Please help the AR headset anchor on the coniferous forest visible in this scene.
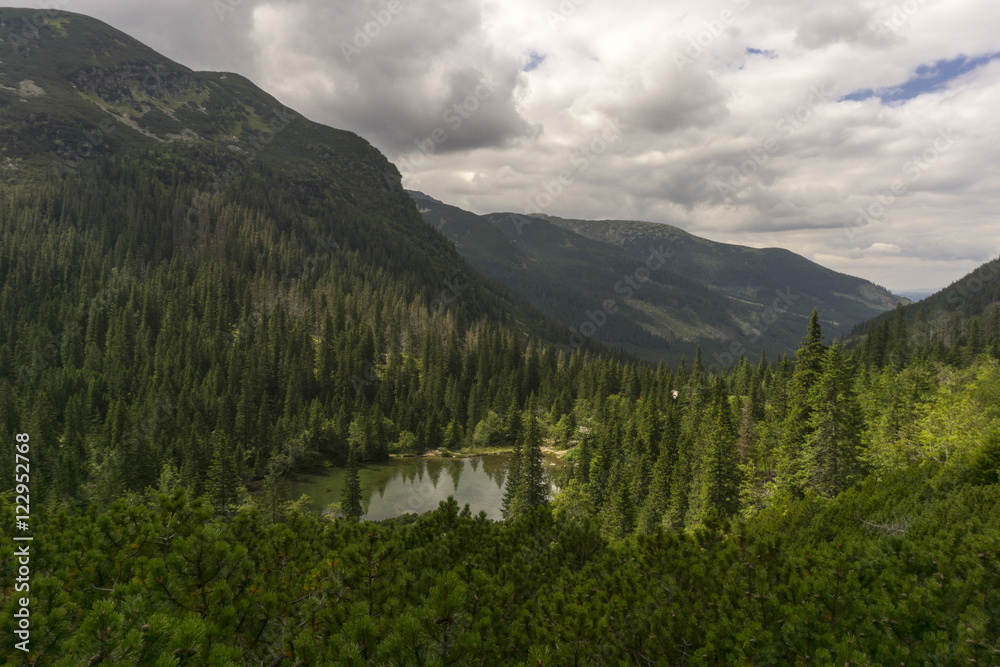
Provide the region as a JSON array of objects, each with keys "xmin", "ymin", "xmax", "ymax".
[
  {"xmin": 2, "ymin": 150, "xmax": 999, "ymax": 664},
  {"xmin": 2, "ymin": 8, "xmax": 1000, "ymax": 666}
]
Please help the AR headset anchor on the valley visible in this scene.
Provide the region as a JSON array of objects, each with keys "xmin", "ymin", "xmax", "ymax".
[{"xmin": 1, "ymin": 7, "xmax": 998, "ymax": 665}]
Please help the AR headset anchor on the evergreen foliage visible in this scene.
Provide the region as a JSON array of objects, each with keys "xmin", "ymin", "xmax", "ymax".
[
  {"xmin": 776, "ymin": 309, "xmax": 826, "ymax": 496},
  {"xmin": 342, "ymin": 442, "xmax": 363, "ymax": 521},
  {"xmin": 3, "ymin": 445, "xmax": 999, "ymax": 664},
  {"xmin": 1, "ymin": 11, "xmax": 1000, "ymax": 662},
  {"xmin": 517, "ymin": 394, "xmax": 547, "ymax": 511},
  {"xmin": 803, "ymin": 341, "xmax": 864, "ymax": 497}
]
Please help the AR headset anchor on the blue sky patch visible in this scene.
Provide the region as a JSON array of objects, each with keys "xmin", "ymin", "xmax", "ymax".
[
  {"xmin": 843, "ymin": 52, "xmax": 1000, "ymax": 104},
  {"xmin": 524, "ymin": 52, "xmax": 546, "ymax": 72},
  {"xmin": 746, "ymin": 47, "xmax": 777, "ymax": 58}
]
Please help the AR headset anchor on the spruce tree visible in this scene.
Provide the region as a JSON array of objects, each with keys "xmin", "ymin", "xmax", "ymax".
[
  {"xmin": 206, "ymin": 430, "xmax": 243, "ymax": 515},
  {"xmin": 442, "ymin": 418, "xmax": 462, "ymax": 451},
  {"xmin": 505, "ymin": 396, "xmax": 523, "ymax": 449},
  {"xmin": 600, "ymin": 467, "xmax": 635, "ymax": 539},
  {"xmin": 574, "ymin": 435, "xmax": 592, "ymax": 484},
  {"xmin": 259, "ymin": 458, "xmax": 285, "ymax": 524},
  {"xmin": 692, "ymin": 381, "xmax": 740, "ymax": 527},
  {"xmin": 342, "ymin": 442, "xmax": 364, "ymax": 521},
  {"xmin": 518, "ymin": 394, "xmax": 547, "ymax": 510},
  {"xmin": 631, "ymin": 447, "xmax": 652, "ymax": 509},
  {"xmin": 804, "ymin": 341, "xmax": 864, "ymax": 497},
  {"xmin": 501, "ymin": 430, "xmax": 523, "ymax": 520},
  {"xmin": 888, "ymin": 302, "xmax": 910, "ymax": 369},
  {"xmin": 637, "ymin": 448, "xmax": 672, "ymax": 533},
  {"xmin": 666, "ymin": 436, "xmax": 692, "ymax": 530},
  {"xmin": 776, "ymin": 309, "xmax": 826, "ymax": 496}
]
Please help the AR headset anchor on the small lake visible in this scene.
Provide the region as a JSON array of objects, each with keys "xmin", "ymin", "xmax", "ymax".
[{"xmin": 282, "ymin": 453, "xmax": 571, "ymax": 521}]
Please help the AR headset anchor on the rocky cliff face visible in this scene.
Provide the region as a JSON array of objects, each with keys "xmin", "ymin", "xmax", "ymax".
[{"xmin": 70, "ymin": 63, "xmax": 194, "ymax": 105}]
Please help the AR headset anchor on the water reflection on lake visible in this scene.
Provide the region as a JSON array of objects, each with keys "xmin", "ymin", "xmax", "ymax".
[{"xmin": 282, "ymin": 453, "xmax": 570, "ymax": 521}]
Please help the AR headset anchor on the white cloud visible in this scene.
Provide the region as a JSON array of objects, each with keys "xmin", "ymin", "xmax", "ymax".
[
  {"xmin": 23, "ymin": 0, "xmax": 1000, "ymax": 292},
  {"xmin": 866, "ymin": 243, "xmax": 902, "ymax": 255}
]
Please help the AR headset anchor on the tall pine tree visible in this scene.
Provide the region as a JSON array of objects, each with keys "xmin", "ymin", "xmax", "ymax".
[
  {"xmin": 501, "ymin": 427, "xmax": 523, "ymax": 520},
  {"xmin": 804, "ymin": 341, "xmax": 864, "ymax": 497},
  {"xmin": 342, "ymin": 442, "xmax": 363, "ymax": 521},
  {"xmin": 518, "ymin": 394, "xmax": 547, "ymax": 510},
  {"xmin": 206, "ymin": 430, "xmax": 243, "ymax": 515},
  {"xmin": 691, "ymin": 380, "xmax": 740, "ymax": 527},
  {"xmin": 776, "ymin": 309, "xmax": 826, "ymax": 497}
]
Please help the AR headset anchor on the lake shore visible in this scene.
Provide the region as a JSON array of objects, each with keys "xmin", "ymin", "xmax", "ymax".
[{"xmin": 393, "ymin": 442, "xmax": 575, "ymax": 461}]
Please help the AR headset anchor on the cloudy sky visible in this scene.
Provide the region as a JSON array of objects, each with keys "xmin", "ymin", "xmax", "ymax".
[{"xmin": 15, "ymin": 0, "xmax": 1000, "ymax": 292}]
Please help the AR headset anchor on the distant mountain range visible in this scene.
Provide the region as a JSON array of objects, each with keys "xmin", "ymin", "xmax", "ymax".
[
  {"xmin": 894, "ymin": 289, "xmax": 937, "ymax": 303},
  {"xmin": 411, "ymin": 191, "xmax": 903, "ymax": 365}
]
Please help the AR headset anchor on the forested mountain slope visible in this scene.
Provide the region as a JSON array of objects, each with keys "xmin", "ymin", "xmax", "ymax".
[
  {"xmin": 849, "ymin": 255, "xmax": 1000, "ymax": 365},
  {"xmin": 0, "ymin": 8, "xmax": 558, "ymax": 334},
  {"xmin": 541, "ymin": 214, "xmax": 902, "ymax": 327},
  {"xmin": 413, "ymin": 191, "xmax": 902, "ymax": 365},
  {"xmin": 0, "ymin": 8, "xmax": 592, "ymax": 500},
  {"xmin": 413, "ymin": 191, "xmax": 753, "ymax": 365}
]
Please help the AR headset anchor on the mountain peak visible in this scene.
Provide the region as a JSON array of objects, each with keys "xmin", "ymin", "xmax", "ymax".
[{"xmin": 406, "ymin": 190, "xmax": 445, "ymax": 207}]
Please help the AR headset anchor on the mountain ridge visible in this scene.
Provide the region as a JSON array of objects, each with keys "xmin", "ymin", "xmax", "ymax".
[
  {"xmin": 537, "ymin": 213, "xmax": 903, "ymax": 315},
  {"xmin": 410, "ymin": 190, "xmax": 903, "ymax": 364},
  {"xmin": 0, "ymin": 8, "xmax": 579, "ymax": 346},
  {"xmin": 848, "ymin": 255, "xmax": 1000, "ymax": 361}
]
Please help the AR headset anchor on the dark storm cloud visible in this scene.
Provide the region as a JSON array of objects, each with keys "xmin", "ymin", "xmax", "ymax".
[
  {"xmin": 247, "ymin": 0, "xmax": 538, "ymax": 154},
  {"xmin": 595, "ymin": 61, "xmax": 730, "ymax": 135}
]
